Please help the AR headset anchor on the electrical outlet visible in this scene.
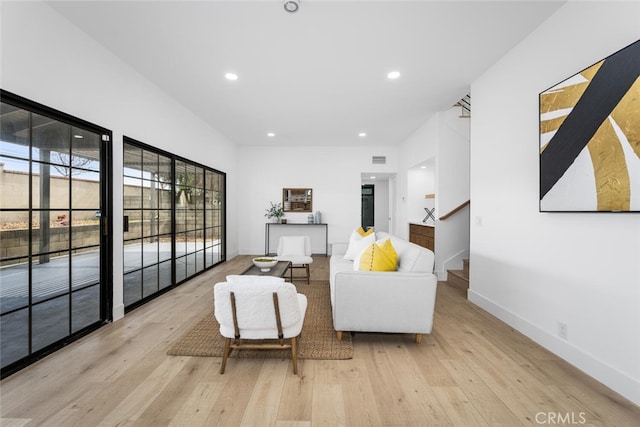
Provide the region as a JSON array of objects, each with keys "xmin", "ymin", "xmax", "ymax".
[{"xmin": 558, "ymin": 322, "xmax": 568, "ymax": 340}]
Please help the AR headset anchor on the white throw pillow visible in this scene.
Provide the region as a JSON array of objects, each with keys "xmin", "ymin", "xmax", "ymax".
[{"xmin": 343, "ymin": 230, "xmax": 376, "ymax": 261}]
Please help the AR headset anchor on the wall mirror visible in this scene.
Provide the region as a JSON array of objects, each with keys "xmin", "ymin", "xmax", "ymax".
[{"xmin": 283, "ymin": 188, "xmax": 312, "ymax": 212}]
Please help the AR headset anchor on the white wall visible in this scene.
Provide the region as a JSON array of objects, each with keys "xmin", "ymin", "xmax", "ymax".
[
  {"xmin": 469, "ymin": 1, "xmax": 640, "ymax": 406},
  {"xmin": 407, "ymin": 166, "xmax": 435, "ymax": 224},
  {"xmin": 1, "ymin": 1, "xmax": 238, "ymax": 320},
  {"xmin": 398, "ymin": 115, "xmax": 438, "ymax": 240},
  {"xmin": 436, "ymin": 108, "xmax": 470, "ymax": 216},
  {"xmin": 237, "ymin": 145, "xmax": 398, "ymax": 254},
  {"xmin": 399, "ymin": 107, "xmax": 470, "ymax": 278},
  {"xmin": 435, "ymin": 108, "xmax": 470, "ymax": 277}
]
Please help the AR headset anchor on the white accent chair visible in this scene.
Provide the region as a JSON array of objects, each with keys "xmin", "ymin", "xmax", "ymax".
[
  {"xmin": 276, "ymin": 235, "xmax": 314, "ymax": 283},
  {"xmin": 214, "ymin": 275, "xmax": 307, "ymax": 374}
]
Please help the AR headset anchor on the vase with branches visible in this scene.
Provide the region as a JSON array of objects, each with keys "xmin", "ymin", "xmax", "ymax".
[{"xmin": 264, "ymin": 202, "xmax": 284, "ymax": 223}]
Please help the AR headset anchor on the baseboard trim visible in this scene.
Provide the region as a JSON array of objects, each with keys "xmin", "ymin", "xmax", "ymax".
[{"xmin": 468, "ymin": 289, "xmax": 640, "ymax": 407}]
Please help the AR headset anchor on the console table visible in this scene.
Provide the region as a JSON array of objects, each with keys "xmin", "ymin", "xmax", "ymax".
[{"xmin": 265, "ymin": 223, "xmax": 328, "ymax": 256}]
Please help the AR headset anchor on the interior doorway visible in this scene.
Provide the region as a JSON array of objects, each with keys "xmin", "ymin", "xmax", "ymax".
[
  {"xmin": 361, "ymin": 184, "xmax": 374, "ymax": 230},
  {"xmin": 360, "ymin": 174, "xmax": 394, "ymax": 234}
]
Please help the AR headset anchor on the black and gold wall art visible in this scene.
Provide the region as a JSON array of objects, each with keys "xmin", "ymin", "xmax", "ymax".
[{"xmin": 539, "ymin": 39, "xmax": 640, "ymax": 212}]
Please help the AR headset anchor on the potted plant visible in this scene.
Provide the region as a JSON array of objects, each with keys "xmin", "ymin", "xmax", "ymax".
[{"xmin": 265, "ymin": 201, "xmax": 284, "ymax": 223}]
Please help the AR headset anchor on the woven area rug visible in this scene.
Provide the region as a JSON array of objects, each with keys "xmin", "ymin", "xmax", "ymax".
[{"xmin": 167, "ymin": 280, "xmax": 353, "ymax": 360}]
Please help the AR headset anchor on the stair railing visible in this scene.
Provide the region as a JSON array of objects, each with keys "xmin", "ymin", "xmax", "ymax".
[{"xmin": 439, "ymin": 200, "xmax": 470, "ymax": 221}]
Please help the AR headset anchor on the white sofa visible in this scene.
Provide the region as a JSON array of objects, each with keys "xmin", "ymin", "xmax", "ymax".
[{"xmin": 329, "ymin": 231, "xmax": 437, "ymax": 343}]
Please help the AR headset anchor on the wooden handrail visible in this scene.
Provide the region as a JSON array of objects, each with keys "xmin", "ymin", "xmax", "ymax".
[{"xmin": 439, "ymin": 200, "xmax": 470, "ymax": 221}]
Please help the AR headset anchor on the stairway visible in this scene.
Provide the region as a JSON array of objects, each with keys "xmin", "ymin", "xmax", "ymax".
[
  {"xmin": 455, "ymin": 94, "xmax": 471, "ymax": 118},
  {"xmin": 446, "ymin": 258, "xmax": 469, "ymax": 293}
]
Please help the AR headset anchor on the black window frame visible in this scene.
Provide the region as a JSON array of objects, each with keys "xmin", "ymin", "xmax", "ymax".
[
  {"xmin": 0, "ymin": 89, "xmax": 113, "ymax": 379},
  {"xmin": 122, "ymin": 137, "xmax": 226, "ymax": 313}
]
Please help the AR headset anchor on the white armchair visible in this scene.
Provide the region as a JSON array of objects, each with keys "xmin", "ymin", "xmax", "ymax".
[
  {"xmin": 214, "ymin": 275, "xmax": 307, "ymax": 374},
  {"xmin": 276, "ymin": 235, "xmax": 314, "ymax": 283}
]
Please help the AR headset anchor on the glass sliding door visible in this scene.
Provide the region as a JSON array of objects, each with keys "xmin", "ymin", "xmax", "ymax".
[
  {"xmin": 0, "ymin": 91, "xmax": 111, "ymax": 377},
  {"xmin": 205, "ymin": 169, "xmax": 224, "ymax": 267},
  {"xmin": 123, "ymin": 138, "xmax": 225, "ymax": 311},
  {"xmin": 156, "ymin": 154, "xmax": 173, "ymax": 291},
  {"xmin": 175, "ymin": 160, "xmax": 205, "ymax": 282},
  {"xmin": 123, "ymin": 141, "xmax": 173, "ymax": 306}
]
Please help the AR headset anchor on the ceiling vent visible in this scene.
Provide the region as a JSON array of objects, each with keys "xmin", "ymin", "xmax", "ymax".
[{"xmin": 372, "ymin": 156, "xmax": 386, "ymax": 165}]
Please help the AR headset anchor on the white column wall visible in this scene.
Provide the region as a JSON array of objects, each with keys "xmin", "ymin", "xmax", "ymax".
[
  {"xmin": 436, "ymin": 107, "xmax": 470, "ymax": 217},
  {"xmin": 435, "ymin": 107, "xmax": 470, "ymax": 277},
  {"xmin": 469, "ymin": 1, "xmax": 640, "ymax": 405},
  {"xmin": 407, "ymin": 168, "xmax": 432, "ymax": 224},
  {"xmin": 1, "ymin": 1, "xmax": 238, "ymax": 320},
  {"xmin": 399, "ymin": 107, "xmax": 470, "ymax": 278},
  {"xmin": 397, "ymin": 114, "xmax": 438, "ymax": 241}
]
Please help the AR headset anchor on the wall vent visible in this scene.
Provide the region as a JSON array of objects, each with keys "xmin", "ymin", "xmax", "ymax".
[{"xmin": 372, "ymin": 156, "xmax": 386, "ymax": 164}]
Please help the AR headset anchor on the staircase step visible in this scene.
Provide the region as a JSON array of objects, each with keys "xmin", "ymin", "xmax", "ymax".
[{"xmin": 447, "ymin": 269, "xmax": 469, "ymax": 292}]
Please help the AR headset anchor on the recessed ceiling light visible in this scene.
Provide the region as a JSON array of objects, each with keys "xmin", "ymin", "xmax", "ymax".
[
  {"xmin": 420, "ymin": 165, "xmax": 426, "ymax": 169},
  {"xmin": 358, "ymin": 132, "xmax": 367, "ymax": 137},
  {"xmin": 73, "ymin": 134, "xmax": 84, "ymax": 139},
  {"xmin": 283, "ymin": 0, "xmax": 299, "ymax": 13},
  {"xmin": 267, "ymin": 132, "xmax": 275, "ymax": 137},
  {"xmin": 225, "ymin": 72, "xmax": 238, "ymax": 81},
  {"xmin": 387, "ymin": 71, "xmax": 401, "ymax": 80},
  {"xmin": 370, "ymin": 176, "xmax": 376, "ymax": 180}
]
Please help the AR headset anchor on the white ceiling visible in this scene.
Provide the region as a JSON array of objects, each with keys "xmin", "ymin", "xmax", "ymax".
[{"xmin": 47, "ymin": 0, "xmax": 565, "ymax": 147}]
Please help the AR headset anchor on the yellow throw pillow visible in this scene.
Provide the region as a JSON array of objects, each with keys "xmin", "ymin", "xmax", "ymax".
[
  {"xmin": 357, "ymin": 226, "xmax": 374, "ymax": 237},
  {"xmin": 359, "ymin": 239, "xmax": 398, "ymax": 272}
]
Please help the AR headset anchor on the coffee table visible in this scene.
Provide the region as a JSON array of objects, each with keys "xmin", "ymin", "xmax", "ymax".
[{"xmin": 241, "ymin": 260, "xmax": 291, "ymax": 278}]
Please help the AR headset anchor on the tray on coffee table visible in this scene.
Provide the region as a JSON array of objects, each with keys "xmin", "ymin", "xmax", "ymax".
[{"xmin": 241, "ymin": 260, "xmax": 291, "ymax": 278}]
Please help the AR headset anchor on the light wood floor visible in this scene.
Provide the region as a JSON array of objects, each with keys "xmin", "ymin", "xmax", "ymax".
[{"xmin": 1, "ymin": 256, "xmax": 638, "ymax": 426}]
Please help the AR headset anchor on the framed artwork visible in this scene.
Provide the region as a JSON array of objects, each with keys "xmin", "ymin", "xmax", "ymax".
[{"xmin": 539, "ymin": 39, "xmax": 640, "ymax": 212}]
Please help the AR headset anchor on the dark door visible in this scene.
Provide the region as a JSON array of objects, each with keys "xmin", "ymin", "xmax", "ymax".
[{"xmin": 361, "ymin": 184, "xmax": 374, "ymax": 230}]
